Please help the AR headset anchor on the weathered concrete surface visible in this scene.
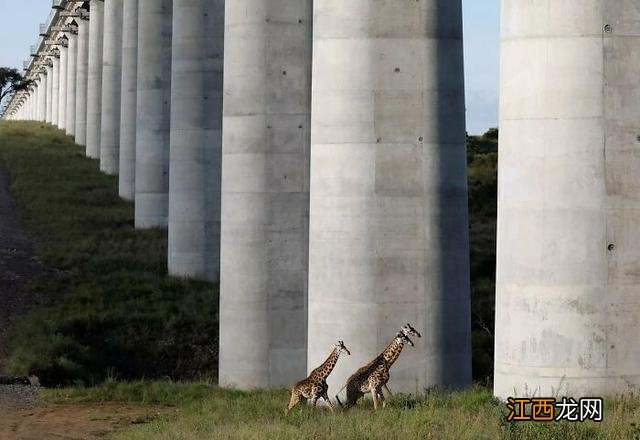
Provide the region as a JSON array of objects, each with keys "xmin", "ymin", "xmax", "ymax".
[
  {"xmin": 168, "ymin": 0, "xmax": 223, "ymax": 282},
  {"xmin": 45, "ymin": 64, "xmax": 53, "ymax": 123},
  {"xmin": 65, "ymin": 31, "xmax": 78, "ymax": 136},
  {"xmin": 36, "ymin": 76, "xmax": 46, "ymax": 122},
  {"xmin": 58, "ymin": 44, "xmax": 67, "ymax": 131},
  {"xmin": 495, "ymin": 0, "xmax": 640, "ymax": 399},
  {"xmin": 75, "ymin": 14, "xmax": 90, "ymax": 146},
  {"xmin": 308, "ymin": 0, "xmax": 472, "ymax": 394},
  {"xmin": 119, "ymin": 0, "xmax": 139, "ymax": 200},
  {"xmin": 100, "ymin": 0, "xmax": 124, "ymax": 175},
  {"xmin": 135, "ymin": 0, "xmax": 172, "ymax": 228},
  {"xmin": 51, "ymin": 57, "xmax": 60, "ymax": 126},
  {"xmin": 219, "ymin": 0, "xmax": 311, "ymax": 388},
  {"xmin": 86, "ymin": 0, "xmax": 105, "ymax": 158}
]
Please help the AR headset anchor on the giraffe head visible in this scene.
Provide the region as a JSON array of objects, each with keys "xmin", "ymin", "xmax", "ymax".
[
  {"xmin": 401, "ymin": 323, "xmax": 422, "ymax": 339},
  {"xmin": 334, "ymin": 340, "xmax": 351, "ymax": 356},
  {"xmin": 395, "ymin": 331, "xmax": 415, "ymax": 347}
]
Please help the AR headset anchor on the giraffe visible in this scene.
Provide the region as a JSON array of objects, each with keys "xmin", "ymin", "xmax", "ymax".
[
  {"xmin": 336, "ymin": 323, "xmax": 421, "ymax": 411},
  {"xmin": 286, "ymin": 340, "xmax": 351, "ymax": 414}
]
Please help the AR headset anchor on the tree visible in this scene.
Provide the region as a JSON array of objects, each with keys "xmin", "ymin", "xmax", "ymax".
[{"xmin": 0, "ymin": 67, "xmax": 33, "ymax": 103}]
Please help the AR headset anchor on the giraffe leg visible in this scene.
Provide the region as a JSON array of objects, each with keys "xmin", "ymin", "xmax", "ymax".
[
  {"xmin": 377, "ymin": 388, "xmax": 387, "ymax": 409},
  {"xmin": 323, "ymin": 393, "xmax": 336, "ymax": 413},
  {"xmin": 286, "ymin": 390, "xmax": 301, "ymax": 414},
  {"xmin": 370, "ymin": 384, "xmax": 379, "ymax": 411},
  {"xmin": 383, "ymin": 384, "xmax": 394, "ymax": 398}
]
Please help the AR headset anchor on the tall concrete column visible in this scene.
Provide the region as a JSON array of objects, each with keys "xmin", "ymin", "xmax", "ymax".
[
  {"xmin": 135, "ymin": 0, "xmax": 172, "ymax": 228},
  {"xmin": 58, "ymin": 41, "xmax": 68, "ymax": 130},
  {"xmin": 495, "ymin": 1, "xmax": 640, "ymax": 399},
  {"xmin": 65, "ymin": 29, "xmax": 78, "ymax": 136},
  {"xmin": 100, "ymin": 0, "xmax": 124, "ymax": 174},
  {"xmin": 86, "ymin": 0, "xmax": 105, "ymax": 158},
  {"xmin": 219, "ymin": 0, "xmax": 311, "ymax": 388},
  {"xmin": 308, "ymin": 1, "xmax": 471, "ymax": 394},
  {"xmin": 45, "ymin": 63, "xmax": 53, "ymax": 123},
  {"xmin": 168, "ymin": 0, "xmax": 223, "ymax": 282},
  {"xmin": 75, "ymin": 12, "xmax": 90, "ymax": 146},
  {"xmin": 33, "ymin": 80, "xmax": 39, "ymax": 121},
  {"xmin": 119, "ymin": 0, "xmax": 139, "ymax": 200},
  {"xmin": 51, "ymin": 55, "xmax": 59, "ymax": 125},
  {"xmin": 37, "ymin": 74, "xmax": 47, "ymax": 121}
]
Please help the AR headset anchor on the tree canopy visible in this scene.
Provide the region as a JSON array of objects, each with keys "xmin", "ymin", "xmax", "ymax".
[{"xmin": 0, "ymin": 67, "xmax": 33, "ymax": 103}]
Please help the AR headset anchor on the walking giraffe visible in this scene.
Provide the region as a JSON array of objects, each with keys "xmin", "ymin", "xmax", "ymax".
[
  {"xmin": 286, "ymin": 340, "xmax": 351, "ymax": 413},
  {"xmin": 337, "ymin": 323, "xmax": 422, "ymax": 410}
]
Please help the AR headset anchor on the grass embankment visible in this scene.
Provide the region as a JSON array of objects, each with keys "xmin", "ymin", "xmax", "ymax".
[
  {"xmin": 43, "ymin": 380, "xmax": 640, "ymax": 439},
  {"xmin": 0, "ymin": 121, "xmax": 217, "ymax": 385}
]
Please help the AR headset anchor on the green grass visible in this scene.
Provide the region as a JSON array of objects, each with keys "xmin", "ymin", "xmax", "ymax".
[
  {"xmin": 0, "ymin": 121, "xmax": 217, "ymax": 385},
  {"xmin": 42, "ymin": 380, "xmax": 640, "ymax": 439}
]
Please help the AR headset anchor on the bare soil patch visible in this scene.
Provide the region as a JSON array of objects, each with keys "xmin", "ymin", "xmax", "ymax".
[{"xmin": 0, "ymin": 403, "xmax": 167, "ymax": 440}]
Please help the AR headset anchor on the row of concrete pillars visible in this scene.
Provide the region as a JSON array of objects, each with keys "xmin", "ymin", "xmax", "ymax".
[
  {"xmin": 8, "ymin": 0, "xmax": 640, "ymax": 401},
  {"xmin": 8, "ymin": 0, "xmax": 472, "ymax": 394}
]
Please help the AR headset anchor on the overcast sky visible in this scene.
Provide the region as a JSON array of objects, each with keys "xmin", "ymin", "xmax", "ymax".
[{"xmin": 0, "ymin": 0, "xmax": 500, "ymax": 134}]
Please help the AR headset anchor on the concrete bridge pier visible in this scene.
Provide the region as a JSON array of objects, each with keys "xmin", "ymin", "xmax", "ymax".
[
  {"xmin": 86, "ymin": 0, "xmax": 105, "ymax": 159},
  {"xmin": 119, "ymin": 0, "xmax": 139, "ymax": 201},
  {"xmin": 75, "ymin": 9, "xmax": 90, "ymax": 146},
  {"xmin": 39, "ymin": 73, "xmax": 47, "ymax": 121},
  {"xmin": 219, "ymin": 0, "xmax": 312, "ymax": 388},
  {"xmin": 495, "ymin": 0, "xmax": 640, "ymax": 399},
  {"xmin": 45, "ymin": 62, "xmax": 53, "ymax": 123},
  {"xmin": 135, "ymin": 0, "xmax": 173, "ymax": 228},
  {"xmin": 100, "ymin": 0, "xmax": 124, "ymax": 175},
  {"xmin": 168, "ymin": 0, "xmax": 224, "ymax": 282},
  {"xmin": 51, "ymin": 55, "xmax": 60, "ymax": 126},
  {"xmin": 58, "ymin": 39, "xmax": 68, "ymax": 131},
  {"xmin": 307, "ymin": 0, "xmax": 472, "ymax": 394},
  {"xmin": 65, "ymin": 26, "xmax": 78, "ymax": 136}
]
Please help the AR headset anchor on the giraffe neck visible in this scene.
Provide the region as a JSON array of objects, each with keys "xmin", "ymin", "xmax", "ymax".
[
  {"xmin": 380, "ymin": 336, "xmax": 405, "ymax": 367},
  {"xmin": 310, "ymin": 348, "xmax": 340, "ymax": 380}
]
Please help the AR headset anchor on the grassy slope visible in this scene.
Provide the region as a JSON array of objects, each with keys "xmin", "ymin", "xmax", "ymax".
[
  {"xmin": 44, "ymin": 380, "xmax": 640, "ymax": 439},
  {"xmin": 0, "ymin": 121, "xmax": 217, "ymax": 385}
]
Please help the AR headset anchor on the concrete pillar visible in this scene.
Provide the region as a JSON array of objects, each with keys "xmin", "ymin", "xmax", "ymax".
[
  {"xmin": 51, "ymin": 56, "xmax": 60, "ymax": 126},
  {"xmin": 45, "ymin": 63, "xmax": 53, "ymax": 123},
  {"xmin": 65, "ymin": 30, "xmax": 78, "ymax": 136},
  {"xmin": 308, "ymin": 1, "xmax": 471, "ymax": 394},
  {"xmin": 75, "ymin": 12, "xmax": 90, "ymax": 146},
  {"xmin": 100, "ymin": 0, "xmax": 124, "ymax": 174},
  {"xmin": 58, "ymin": 42, "xmax": 68, "ymax": 130},
  {"xmin": 86, "ymin": 0, "xmax": 105, "ymax": 158},
  {"xmin": 33, "ymin": 84, "xmax": 39, "ymax": 121},
  {"xmin": 37, "ymin": 74, "xmax": 47, "ymax": 121},
  {"xmin": 119, "ymin": 0, "xmax": 139, "ymax": 200},
  {"xmin": 135, "ymin": 0, "xmax": 172, "ymax": 228},
  {"xmin": 219, "ymin": 0, "xmax": 311, "ymax": 388},
  {"xmin": 168, "ymin": 0, "xmax": 223, "ymax": 282},
  {"xmin": 495, "ymin": 1, "xmax": 640, "ymax": 399}
]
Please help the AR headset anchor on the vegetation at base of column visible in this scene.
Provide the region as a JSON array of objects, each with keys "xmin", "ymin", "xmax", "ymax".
[
  {"xmin": 467, "ymin": 128, "xmax": 498, "ymax": 384},
  {"xmin": 0, "ymin": 121, "xmax": 217, "ymax": 386}
]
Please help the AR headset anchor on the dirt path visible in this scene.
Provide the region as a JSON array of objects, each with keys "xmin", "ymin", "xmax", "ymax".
[
  {"xmin": 0, "ymin": 403, "xmax": 167, "ymax": 440},
  {"xmin": 0, "ymin": 166, "xmax": 44, "ymax": 370}
]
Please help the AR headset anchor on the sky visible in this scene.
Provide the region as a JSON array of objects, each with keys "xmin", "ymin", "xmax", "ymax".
[{"xmin": 0, "ymin": 0, "xmax": 500, "ymax": 134}]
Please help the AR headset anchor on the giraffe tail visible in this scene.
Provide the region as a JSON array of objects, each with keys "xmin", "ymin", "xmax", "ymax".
[{"xmin": 335, "ymin": 394, "xmax": 344, "ymax": 408}]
